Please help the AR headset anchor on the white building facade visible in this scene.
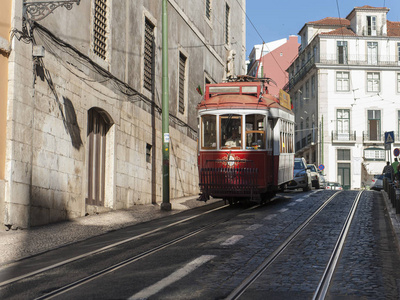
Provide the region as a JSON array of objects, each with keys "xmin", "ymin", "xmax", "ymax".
[{"xmin": 286, "ymin": 6, "xmax": 400, "ymax": 189}]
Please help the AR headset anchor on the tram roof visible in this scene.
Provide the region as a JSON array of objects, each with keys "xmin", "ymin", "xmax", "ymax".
[{"xmin": 197, "ymin": 81, "xmax": 292, "ymax": 113}]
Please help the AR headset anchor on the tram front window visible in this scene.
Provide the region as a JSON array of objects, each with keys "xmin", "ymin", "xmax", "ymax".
[
  {"xmin": 245, "ymin": 114, "xmax": 266, "ymax": 150},
  {"xmin": 201, "ymin": 115, "xmax": 217, "ymax": 149},
  {"xmin": 221, "ymin": 115, "xmax": 242, "ymax": 148}
]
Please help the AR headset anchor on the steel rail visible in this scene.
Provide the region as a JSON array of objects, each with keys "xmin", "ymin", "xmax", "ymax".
[
  {"xmin": 34, "ymin": 204, "xmax": 261, "ymax": 300},
  {"xmin": 34, "ymin": 223, "xmax": 216, "ymax": 299},
  {"xmin": 0, "ymin": 203, "xmax": 229, "ymax": 288},
  {"xmin": 313, "ymin": 190, "xmax": 363, "ymax": 300},
  {"xmin": 226, "ymin": 191, "xmax": 342, "ymax": 300}
]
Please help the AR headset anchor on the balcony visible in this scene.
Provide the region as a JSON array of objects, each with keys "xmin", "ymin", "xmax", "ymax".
[
  {"xmin": 284, "ymin": 53, "xmax": 400, "ymax": 92},
  {"xmin": 331, "ymin": 131, "xmax": 356, "ymax": 143},
  {"xmin": 284, "ymin": 56, "xmax": 315, "ymax": 92},
  {"xmin": 363, "ymin": 131, "xmax": 384, "ymax": 144},
  {"xmin": 319, "ymin": 54, "xmax": 400, "ymax": 67},
  {"xmin": 295, "ymin": 133, "xmax": 315, "ymax": 153}
]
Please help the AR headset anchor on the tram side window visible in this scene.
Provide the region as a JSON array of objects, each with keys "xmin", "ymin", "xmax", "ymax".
[
  {"xmin": 201, "ymin": 115, "xmax": 217, "ymax": 149},
  {"xmin": 279, "ymin": 120, "xmax": 294, "ymax": 153},
  {"xmin": 245, "ymin": 114, "xmax": 266, "ymax": 150},
  {"xmin": 267, "ymin": 120, "xmax": 273, "ymax": 149},
  {"xmin": 221, "ymin": 114, "xmax": 242, "ymax": 148}
]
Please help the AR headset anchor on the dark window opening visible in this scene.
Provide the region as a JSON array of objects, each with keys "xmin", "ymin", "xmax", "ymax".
[{"xmin": 144, "ymin": 18, "xmax": 155, "ymax": 91}]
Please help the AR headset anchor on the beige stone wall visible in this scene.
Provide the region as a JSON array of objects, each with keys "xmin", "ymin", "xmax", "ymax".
[
  {"xmin": 0, "ymin": 0, "xmax": 12, "ymax": 228},
  {"xmin": 25, "ymin": 46, "xmax": 199, "ymax": 226},
  {"xmin": 3, "ymin": 0, "xmax": 244, "ymax": 228}
]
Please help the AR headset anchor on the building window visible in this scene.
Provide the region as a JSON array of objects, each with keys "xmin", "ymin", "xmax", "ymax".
[
  {"xmin": 93, "ymin": 0, "xmax": 107, "ymax": 60},
  {"xmin": 313, "ymin": 46, "xmax": 318, "ymax": 62},
  {"xmin": 367, "ymin": 72, "xmax": 380, "ymax": 92},
  {"xmin": 205, "ymin": 0, "xmax": 211, "ymax": 20},
  {"xmin": 368, "ymin": 110, "xmax": 381, "ymax": 141},
  {"xmin": 367, "ymin": 16, "xmax": 377, "ymax": 36},
  {"xmin": 337, "ymin": 41, "xmax": 348, "ymax": 64},
  {"xmin": 337, "ymin": 109, "xmax": 350, "ymax": 140},
  {"xmin": 364, "ymin": 147, "xmax": 385, "ymax": 161},
  {"xmin": 225, "ymin": 3, "xmax": 230, "ymax": 45},
  {"xmin": 337, "ymin": 149, "xmax": 350, "ymax": 160},
  {"xmin": 146, "ymin": 143, "xmax": 152, "ymax": 163},
  {"xmin": 311, "ymin": 75, "xmax": 315, "ymax": 98},
  {"xmin": 397, "ymin": 43, "xmax": 400, "ymax": 62},
  {"xmin": 305, "ymin": 80, "xmax": 309, "ymax": 102},
  {"xmin": 178, "ymin": 52, "xmax": 187, "ymax": 114},
  {"xmin": 144, "ymin": 18, "xmax": 155, "ymax": 91},
  {"xmin": 336, "ymin": 71, "xmax": 350, "ymax": 92},
  {"xmin": 298, "ymin": 88, "xmax": 303, "ymax": 107},
  {"xmin": 367, "ymin": 42, "xmax": 378, "ymax": 65},
  {"xmin": 398, "ymin": 111, "xmax": 400, "ymax": 140},
  {"xmin": 397, "ymin": 73, "xmax": 400, "ymax": 93}
]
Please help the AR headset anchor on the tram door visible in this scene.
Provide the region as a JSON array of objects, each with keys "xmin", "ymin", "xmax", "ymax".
[{"xmin": 338, "ymin": 163, "xmax": 351, "ymax": 190}]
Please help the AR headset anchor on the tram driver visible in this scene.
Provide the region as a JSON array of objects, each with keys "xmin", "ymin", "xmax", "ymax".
[{"xmin": 225, "ymin": 128, "xmax": 241, "ymax": 147}]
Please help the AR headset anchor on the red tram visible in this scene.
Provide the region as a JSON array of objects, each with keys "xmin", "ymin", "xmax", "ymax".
[{"xmin": 197, "ymin": 77, "xmax": 295, "ymax": 204}]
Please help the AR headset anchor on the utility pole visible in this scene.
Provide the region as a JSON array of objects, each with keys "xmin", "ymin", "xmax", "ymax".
[{"xmin": 161, "ymin": 0, "xmax": 171, "ymax": 211}]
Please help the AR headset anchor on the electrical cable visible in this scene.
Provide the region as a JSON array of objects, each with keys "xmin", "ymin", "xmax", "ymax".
[{"xmin": 26, "ymin": 22, "xmax": 197, "ymax": 136}]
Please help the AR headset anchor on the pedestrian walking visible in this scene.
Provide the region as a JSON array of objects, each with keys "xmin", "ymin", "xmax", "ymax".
[
  {"xmin": 382, "ymin": 161, "xmax": 395, "ymax": 181},
  {"xmin": 397, "ymin": 163, "xmax": 400, "ymax": 181},
  {"xmin": 393, "ymin": 158, "xmax": 400, "ymax": 181}
]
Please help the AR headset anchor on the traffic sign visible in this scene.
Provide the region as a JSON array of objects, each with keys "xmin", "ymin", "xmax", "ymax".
[
  {"xmin": 395, "ymin": 148, "xmax": 400, "ymax": 157},
  {"xmin": 318, "ymin": 164, "xmax": 325, "ymax": 171},
  {"xmin": 385, "ymin": 131, "xmax": 395, "ymax": 144}
]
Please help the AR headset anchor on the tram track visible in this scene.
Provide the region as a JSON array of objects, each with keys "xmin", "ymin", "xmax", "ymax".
[
  {"xmin": 1, "ymin": 202, "xmax": 268, "ymax": 299},
  {"xmin": 1, "ymin": 191, "xmax": 372, "ymax": 299},
  {"xmin": 0, "ymin": 203, "xmax": 229, "ymax": 288},
  {"xmin": 227, "ymin": 190, "xmax": 364, "ymax": 300}
]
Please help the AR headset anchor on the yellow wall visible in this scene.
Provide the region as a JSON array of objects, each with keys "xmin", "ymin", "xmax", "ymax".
[{"xmin": 0, "ymin": 1, "xmax": 11, "ymax": 179}]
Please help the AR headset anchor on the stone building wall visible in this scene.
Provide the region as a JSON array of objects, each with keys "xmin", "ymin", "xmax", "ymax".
[{"xmin": 2, "ymin": 0, "xmax": 246, "ymax": 228}]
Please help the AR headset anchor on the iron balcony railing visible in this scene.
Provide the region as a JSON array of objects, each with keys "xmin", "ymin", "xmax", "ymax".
[
  {"xmin": 319, "ymin": 54, "xmax": 400, "ymax": 67},
  {"xmin": 284, "ymin": 56, "xmax": 315, "ymax": 92},
  {"xmin": 363, "ymin": 131, "xmax": 384, "ymax": 143},
  {"xmin": 285, "ymin": 53, "xmax": 400, "ymax": 92},
  {"xmin": 331, "ymin": 131, "xmax": 357, "ymax": 142}
]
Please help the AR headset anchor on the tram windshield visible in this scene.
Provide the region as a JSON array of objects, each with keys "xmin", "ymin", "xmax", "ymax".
[
  {"xmin": 200, "ymin": 113, "xmax": 269, "ymax": 150},
  {"xmin": 245, "ymin": 114, "xmax": 266, "ymax": 149},
  {"xmin": 221, "ymin": 114, "xmax": 242, "ymax": 148},
  {"xmin": 201, "ymin": 115, "xmax": 217, "ymax": 149}
]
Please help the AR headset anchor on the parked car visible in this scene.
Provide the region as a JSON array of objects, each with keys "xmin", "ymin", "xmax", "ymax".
[
  {"xmin": 319, "ymin": 173, "xmax": 327, "ymax": 189},
  {"xmin": 370, "ymin": 174, "xmax": 384, "ymax": 191},
  {"xmin": 325, "ymin": 182, "xmax": 343, "ymax": 190},
  {"xmin": 307, "ymin": 164, "xmax": 321, "ymax": 189},
  {"xmin": 287, "ymin": 157, "xmax": 312, "ymax": 191}
]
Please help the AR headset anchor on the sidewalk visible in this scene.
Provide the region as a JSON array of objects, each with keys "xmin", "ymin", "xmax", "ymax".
[
  {"xmin": 381, "ymin": 190, "xmax": 400, "ymax": 252},
  {"xmin": 0, "ymin": 196, "xmax": 220, "ymax": 266}
]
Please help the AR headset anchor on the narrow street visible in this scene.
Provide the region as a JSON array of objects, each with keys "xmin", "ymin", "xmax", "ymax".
[{"xmin": 1, "ymin": 190, "xmax": 399, "ymax": 299}]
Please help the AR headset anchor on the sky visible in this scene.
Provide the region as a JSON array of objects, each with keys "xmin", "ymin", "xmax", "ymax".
[{"xmin": 245, "ymin": 0, "xmax": 400, "ymax": 58}]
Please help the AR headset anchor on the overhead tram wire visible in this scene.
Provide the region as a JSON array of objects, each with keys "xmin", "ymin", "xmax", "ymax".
[
  {"xmin": 335, "ymin": 0, "xmax": 359, "ymax": 105},
  {"xmin": 28, "ymin": 22, "xmax": 197, "ymax": 136}
]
